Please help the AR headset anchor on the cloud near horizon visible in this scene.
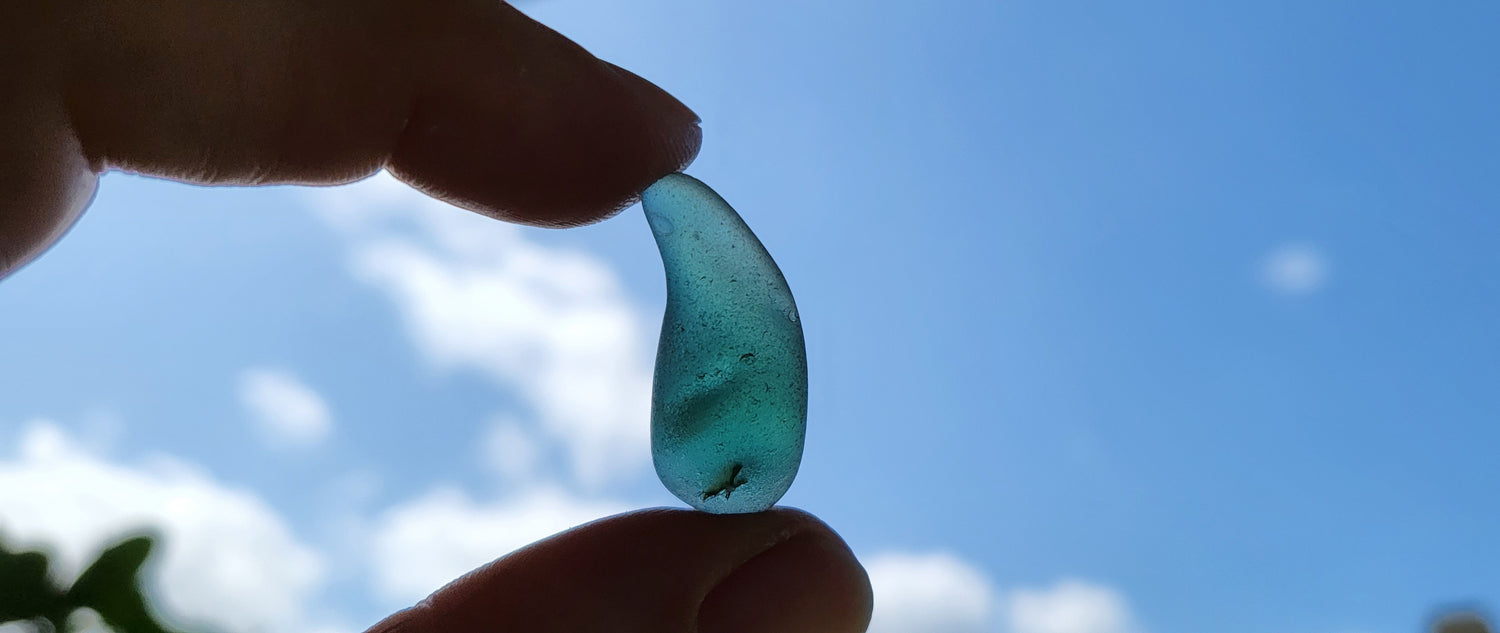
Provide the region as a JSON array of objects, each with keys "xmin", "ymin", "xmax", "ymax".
[{"xmin": 0, "ymin": 422, "xmax": 330, "ymax": 633}]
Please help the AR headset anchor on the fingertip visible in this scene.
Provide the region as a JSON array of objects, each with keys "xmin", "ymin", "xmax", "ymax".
[
  {"xmin": 699, "ymin": 522, "xmax": 874, "ymax": 633},
  {"xmin": 599, "ymin": 58, "xmax": 704, "ymax": 177},
  {"xmin": 388, "ymin": 2, "xmax": 702, "ymax": 229},
  {"xmin": 366, "ymin": 507, "xmax": 871, "ymax": 633},
  {"xmin": 0, "ymin": 91, "xmax": 99, "ymax": 281}
]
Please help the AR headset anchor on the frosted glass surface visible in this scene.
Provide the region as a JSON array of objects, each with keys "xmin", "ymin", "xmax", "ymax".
[{"xmin": 643, "ymin": 173, "xmax": 808, "ymax": 514}]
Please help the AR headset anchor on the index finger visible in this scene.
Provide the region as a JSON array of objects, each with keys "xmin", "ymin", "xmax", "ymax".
[{"xmin": 1, "ymin": 0, "xmax": 700, "ymax": 275}]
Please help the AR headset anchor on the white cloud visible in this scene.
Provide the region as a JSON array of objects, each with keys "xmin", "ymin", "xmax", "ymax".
[
  {"xmin": 238, "ymin": 368, "xmax": 333, "ymax": 448},
  {"xmin": 1260, "ymin": 243, "xmax": 1328, "ymax": 295},
  {"xmin": 866, "ymin": 552, "xmax": 996, "ymax": 633},
  {"xmin": 864, "ymin": 553, "xmax": 1141, "ymax": 633},
  {"xmin": 304, "ymin": 172, "xmax": 654, "ymax": 486},
  {"xmin": 482, "ymin": 416, "xmax": 542, "ymax": 481},
  {"xmin": 367, "ymin": 486, "xmax": 627, "ymax": 604},
  {"xmin": 1008, "ymin": 579, "xmax": 1138, "ymax": 633},
  {"xmin": 0, "ymin": 421, "xmax": 327, "ymax": 633}
]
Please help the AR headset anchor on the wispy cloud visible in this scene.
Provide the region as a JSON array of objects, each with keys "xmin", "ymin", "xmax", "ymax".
[
  {"xmin": 1260, "ymin": 243, "xmax": 1329, "ymax": 295},
  {"xmin": 304, "ymin": 172, "xmax": 653, "ymax": 486},
  {"xmin": 482, "ymin": 415, "xmax": 543, "ymax": 482},
  {"xmin": 238, "ymin": 368, "xmax": 334, "ymax": 448},
  {"xmin": 367, "ymin": 486, "xmax": 627, "ymax": 604},
  {"xmin": 1008, "ymin": 579, "xmax": 1139, "ymax": 633}
]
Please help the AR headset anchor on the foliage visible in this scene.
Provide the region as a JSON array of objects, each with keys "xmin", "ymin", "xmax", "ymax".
[
  {"xmin": 0, "ymin": 533, "xmax": 186, "ymax": 633},
  {"xmin": 1437, "ymin": 611, "xmax": 1495, "ymax": 633}
]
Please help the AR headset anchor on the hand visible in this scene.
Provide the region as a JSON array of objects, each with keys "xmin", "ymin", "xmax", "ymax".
[{"xmin": 1, "ymin": 1, "xmax": 873, "ymax": 631}]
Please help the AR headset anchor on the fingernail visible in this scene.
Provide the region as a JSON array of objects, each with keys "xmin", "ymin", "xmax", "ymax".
[
  {"xmin": 698, "ymin": 530, "xmax": 874, "ymax": 633},
  {"xmin": 599, "ymin": 60, "xmax": 704, "ymax": 180}
]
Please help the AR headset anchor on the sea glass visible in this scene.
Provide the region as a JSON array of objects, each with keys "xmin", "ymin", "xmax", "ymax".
[{"xmin": 643, "ymin": 173, "xmax": 808, "ymax": 514}]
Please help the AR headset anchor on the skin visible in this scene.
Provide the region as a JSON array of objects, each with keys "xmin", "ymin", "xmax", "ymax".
[{"xmin": 0, "ymin": 1, "xmax": 874, "ymax": 632}]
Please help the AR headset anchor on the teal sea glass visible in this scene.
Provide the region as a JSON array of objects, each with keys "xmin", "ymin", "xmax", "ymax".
[{"xmin": 643, "ymin": 174, "xmax": 808, "ymax": 514}]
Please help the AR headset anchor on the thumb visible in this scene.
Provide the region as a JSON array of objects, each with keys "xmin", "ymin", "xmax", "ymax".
[{"xmin": 368, "ymin": 508, "xmax": 873, "ymax": 633}]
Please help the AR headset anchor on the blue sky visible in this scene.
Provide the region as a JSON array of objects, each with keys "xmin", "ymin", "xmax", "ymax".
[{"xmin": 3, "ymin": 2, "xmax": 1499, "ymax": 633}]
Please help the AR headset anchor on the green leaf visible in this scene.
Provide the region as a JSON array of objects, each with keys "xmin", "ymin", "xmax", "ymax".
[
  {"xmin": 65, "ymin": 535, "xmax": 184, "ymax": 633},
  {"xmin": 0, "ymin": 538, "xmax": 66, "ymax": 623}
]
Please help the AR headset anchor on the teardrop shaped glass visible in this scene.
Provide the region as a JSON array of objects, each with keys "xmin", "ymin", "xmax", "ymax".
[{"xmin": 643, "ymin": 174, "xmax": 808, "ymax": 514}]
